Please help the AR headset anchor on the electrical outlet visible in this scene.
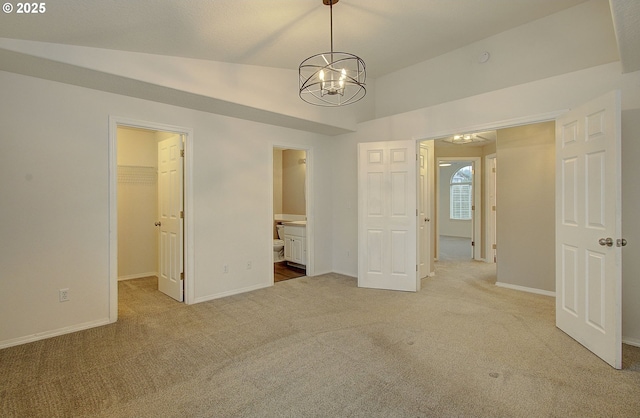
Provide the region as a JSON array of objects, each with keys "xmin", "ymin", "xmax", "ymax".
[
  {"xmin": 246, "ymin": 261, "xmax": 252, "ymax": 270},
  {"xmin": 223, "ymin": 264, "xmax": 229, "ymax": 274},
  {"xmin": 59, "ymin": 288, "xmax": 70, "ymax": 302}
]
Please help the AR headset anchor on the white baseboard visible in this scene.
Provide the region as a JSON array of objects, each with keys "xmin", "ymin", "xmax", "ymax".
[
  {"xmin": 330, "ymin": 269, "xmax": 357, "ymax": 279},
  {"xmin": 495, "ymin": 281, "xmax": 556, "ymax": 297},
  {"xmin": 192, "ymin": 282, "xmax": 272, "ymax": 304},
  {"xmin": 118, "ymin": 272, "xmax": 157, "ymax": 281},
  {"xmin": 0, "ymin": 318, "xmax": 111, "ymax": 350},
  {"xmin": 623, "ymin": 337, "xmax": 640, "ymax": 348}
]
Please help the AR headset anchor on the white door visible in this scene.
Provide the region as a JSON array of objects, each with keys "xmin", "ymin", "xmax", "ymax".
[
  {"xmin": 158, "ymin": 134, "xmax": 184, "ymax": 302},
  {"xmin": 556, "ymin": 91, "xmax": 621, "ymax": 369},
  {"xmin": 358, "ymin": 140, "xmax": 418, "ymax": 292},
  {"xmin": 419, "ymin": 142, "xmax": 433, "ymax": 278}
]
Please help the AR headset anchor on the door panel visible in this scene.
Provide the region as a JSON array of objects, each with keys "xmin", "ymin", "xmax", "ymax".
[
  {"xmin": 158, "ymin": 134, "xmax": 184, "ymax": 302},
  {"xmin": 419, "ymin": 142, "xmax": 433, "ymax": 277},
  {"xmin": 358, "ymin": 140, "xmax": 418, "ymax": 292},
  {"xmin": 556, "ymin": 91, "xmax": 621, "ymax": 369}
]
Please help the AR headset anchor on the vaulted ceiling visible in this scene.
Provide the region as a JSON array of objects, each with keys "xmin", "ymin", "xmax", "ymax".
[{"xmin": 0, "ymin": 0, "xmax": 597, "ymax": 78}]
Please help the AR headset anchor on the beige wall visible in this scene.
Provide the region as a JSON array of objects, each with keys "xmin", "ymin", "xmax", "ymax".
[
  {"xmin": 495, "ymin": 122, "xmax": 556, "ymax": 292},
  {"xmin": 282, "ymin": 149, "xmax": 306, "ymax": 215},
  {"xmin": 273, "ymin": 149, "xmax": 283, "ymax": 215},
  {"xmin": 621, "ymin": 109, "xmax": 640, "ymax": 346},
  {"xmin": 116, "ymin": 127, "xmax": 158, "ymax": 280}
]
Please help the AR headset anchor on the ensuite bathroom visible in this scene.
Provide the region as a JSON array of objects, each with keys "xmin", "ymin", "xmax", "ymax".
[{"xmin": 273, "ymin": 148, "xmax": 307, "ymax": 282}]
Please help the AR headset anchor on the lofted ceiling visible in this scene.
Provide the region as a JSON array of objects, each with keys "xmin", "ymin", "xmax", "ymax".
[{"xmin": 0, "ymin": 0, "xmax": 594, "ymax": 79}]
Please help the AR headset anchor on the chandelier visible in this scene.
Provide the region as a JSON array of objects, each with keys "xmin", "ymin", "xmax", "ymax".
[{"xmin": 299, "ymin": 0, "xmax": 366, "ymax": 106}]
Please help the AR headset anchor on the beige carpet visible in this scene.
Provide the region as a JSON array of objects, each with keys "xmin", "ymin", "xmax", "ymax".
[{"xmin": 1, "ymin": 260, "xmax": 639, "ymax": 417}]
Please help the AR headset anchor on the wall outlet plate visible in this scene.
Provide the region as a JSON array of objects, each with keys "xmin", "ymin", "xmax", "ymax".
[{"xmin": 59, "ymin": 288, "xmax": 70, "ymax": 302}]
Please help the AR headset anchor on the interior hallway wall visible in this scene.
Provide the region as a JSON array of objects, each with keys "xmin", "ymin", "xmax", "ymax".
[
  {"xmin": 495, "ymin": 122, "xmax": 556, "ymax": 293},
  {"xmin": 0, "ymin": 70, "xmax": 334, "ymax": 348},
  {"xmin": 116, "ymin": 127, "xmax": 158, "ymax": 280},
  {"xmin": 622, "ymin": 109, "xmax": 640, "ymax": 346},
  {"xmin": 282, "ymin": 149, "xmax": 306, "ymax": 215},
  {"xmin": 273, "ymin": 149, "xmax": 283, "ymax": 216}
]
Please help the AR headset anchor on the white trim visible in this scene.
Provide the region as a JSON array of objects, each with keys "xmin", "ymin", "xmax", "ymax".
[
  {"xmin": 414, "ymin": 110, "xmax": 568, "ymax": 142},
  {"xmin": 622, "ymin": 337, "xmax": 640, "ymax": 348},
  {"xmin": 0, "ymin": 318, "xmax": 111, "ymax": 350},
  {"xmin": 192, "ymin": 283, "xmax": 272, "ymax": 304},
  {"xmin": 108, "ymin": 116, "xmax": 195, "ymax": 323},
  {"xmin": 496, "ymin": 281, "xmax": 556, "ymax": 297},
  {"xmin": 270, "ymin": 143, "xmax": 315, "ymax": 282},
  {"xmin": 118, "ymin": 272, "xmax": 158, "ymax": 281}
]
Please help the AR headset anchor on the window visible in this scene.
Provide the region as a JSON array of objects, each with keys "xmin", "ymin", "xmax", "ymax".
[{"xmin": 450, "ymin": 165, "xmax": 473, "ymax": 220}]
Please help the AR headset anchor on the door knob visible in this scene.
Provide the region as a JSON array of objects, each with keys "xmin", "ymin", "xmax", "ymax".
[
  {"xmin": 617, "ymin": 238, "xmax": 627, "ymax": 247},
  {"xmin": 598, "ymin": 237, "xmax": 613, "ymax": 247},
  {"xmin": 154, "ymin": 221, "xmax": 161, "ymax": 227}
]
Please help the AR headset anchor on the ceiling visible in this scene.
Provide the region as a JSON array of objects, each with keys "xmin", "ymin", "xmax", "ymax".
[{"xmin": 0, "ymin": 0, "xmax": 593, "ymax": 79}]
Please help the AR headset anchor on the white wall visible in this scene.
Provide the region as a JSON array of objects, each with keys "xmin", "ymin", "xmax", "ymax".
[
  {"xmin": 0, "ymin": 70, "xmax": 334, "ymax": 347},
  {"xmin": 374, "ymin": 0, "xmax": 618, "ymax": 119}
]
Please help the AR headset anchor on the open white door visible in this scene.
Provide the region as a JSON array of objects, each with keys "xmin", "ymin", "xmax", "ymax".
[
  {"xmin": 419, "ymin": 142, "xmax": 433, "ymax": 278},
  {"xmin": 556, "ymin": 91, "xmax": 621, "ymax": 369},
  {"xmin": 158, "ymin": 134, "xmax": 184, "ymax": 302},
  {"xmin": 358, "ymin": 140, "xmax": 418, "ymax": 292}
]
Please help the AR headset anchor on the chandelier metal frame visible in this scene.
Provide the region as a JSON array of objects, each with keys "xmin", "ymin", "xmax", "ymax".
[{"xmin": 299, "ymin": 0, "xmax": 366, "ymax": 106}]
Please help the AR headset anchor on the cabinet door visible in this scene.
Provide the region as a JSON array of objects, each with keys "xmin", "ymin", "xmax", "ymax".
[
  {"xmin": 284, "ymin": 236, "xmax": 294, "ymax": 261},
  {"xmin": 292, "ymin": 238, "xmax": 304, "ymax": 264}
]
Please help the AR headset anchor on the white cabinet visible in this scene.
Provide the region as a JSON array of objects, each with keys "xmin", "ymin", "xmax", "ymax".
[{"xmin": 284, "ymin": 224, "xmax": 306, "ymax": 266}]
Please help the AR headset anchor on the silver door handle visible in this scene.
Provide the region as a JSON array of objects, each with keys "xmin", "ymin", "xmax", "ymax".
[
  {"xmin": 617, "ymin": 238, "xmax": 627, "ymax": 247},
  {"xmin": 598, "ymin": 237, "xmax": 613, "ymax": 247},
  {"xmin": 155, "ymin": 222, "xmax": 161, "ymax": 227}
]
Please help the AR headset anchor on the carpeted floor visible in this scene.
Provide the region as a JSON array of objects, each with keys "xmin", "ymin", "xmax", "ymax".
[{"xmin": 1, "ymin": 260, "xmax": 639, "ymax": 417}]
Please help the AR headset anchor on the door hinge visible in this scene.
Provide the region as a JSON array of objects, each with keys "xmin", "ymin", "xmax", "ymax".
[
  {"xmin": 492, "ymin": 244, "xmax": 497, "ymax": 249},
  {"xmin": 492, "ymin": 205, "xmax": 496, "ymax": 211},
  {"xmin": 180, "ymin": 272, "xmax": 184, "ymax": 281},
  {"xmin": 180, "ymin": 149, "xmax": 185, "ymax": 157},
  {"xmin": 492, "ymin": 167, "xmax": 496, "ymax": 173},
  {"xmin": 416, "ymin": 265, "xmax": 419, "ymax": 272},
  {"xmin": 471, "ymin": 241, "xmax": 475, "ymax": 247},
  {"xmin": 416, "ymin": 209, "xmax": 418, "ymax": 216},
  {"xmin": 180, "ymin": 210, "xmax": 184, "ymax": 218},
  {"xmin": 472, "ymin": 205, "xmax": 475, "ymax": 211}
]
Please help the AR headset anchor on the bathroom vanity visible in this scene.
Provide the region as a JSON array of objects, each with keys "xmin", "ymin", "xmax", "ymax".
[{"xmin": 283, "ymin": 221, "xmax": 306, "ymax": 267}]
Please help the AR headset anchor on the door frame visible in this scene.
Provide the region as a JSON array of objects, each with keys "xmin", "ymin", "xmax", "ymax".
[
  {"xmin": 108, "ymin": 116, "xmax": 194, "ymax": 322},
  {"xmin": 485, "ymin": 153, "xmax": 497, "ymax": 263},
  {"xmin": 435, "ymin": 156, "xmax": 482, "ymax": 261},
  {"xmin": 269, "ymin": 143, "xmax": 315, "ymax": 281},
  {"xmin": 414, "ymin": 111, "xmax": 566, "ymax": 268}
]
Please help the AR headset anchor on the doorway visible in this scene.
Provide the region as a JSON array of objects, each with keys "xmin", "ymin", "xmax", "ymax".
[
  {"xmin": 108, "ymin": 117, "xmax": 194, "ymax": 322},
  {"xmin": 272, "ymin": 146, "xmax": 311, "ymax": 282}
]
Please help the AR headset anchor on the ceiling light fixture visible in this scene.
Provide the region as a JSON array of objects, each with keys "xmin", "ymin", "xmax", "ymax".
[
  {"xmin": 443, "ymin": 133, "xmax": 491, "ymax": 145},
  {"xmin": 299, "ymin": 0, "xmax": 366, "ymax": 106}
]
